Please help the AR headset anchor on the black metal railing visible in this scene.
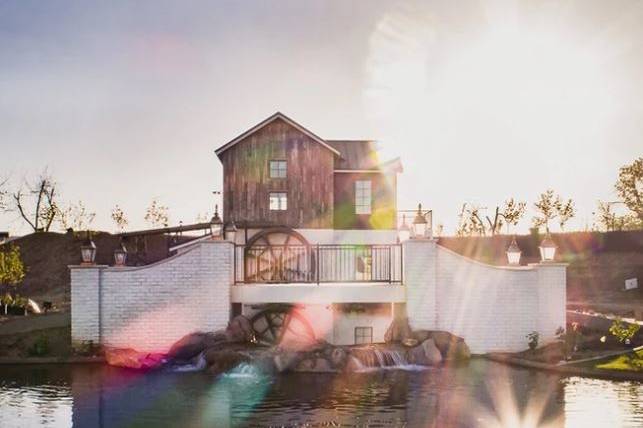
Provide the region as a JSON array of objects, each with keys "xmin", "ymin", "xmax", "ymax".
[{"xmin": 235, "ymin": 244, "xmax": 402, "ymax": 284}]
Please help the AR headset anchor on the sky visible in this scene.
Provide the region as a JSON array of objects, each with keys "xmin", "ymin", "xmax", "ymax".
[{"xmin": 1, "ymin": 0, "xmax": 642, "ymax": 235}]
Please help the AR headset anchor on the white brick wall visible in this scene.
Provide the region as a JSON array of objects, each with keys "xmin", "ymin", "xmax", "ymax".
[
  {"xmin": 404, "ymin": 240, "xmax": 567, "ymax": 354},
  {"xmin": 70, "ymin": 240, "xmax": 233, "ymax": 353}
]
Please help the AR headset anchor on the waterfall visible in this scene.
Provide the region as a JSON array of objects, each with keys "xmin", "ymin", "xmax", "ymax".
[
  {"xmin": 223, "ymin": 363, "xmax": 260, "ymax": 378},
  {"xmin": 349, "ymin": 346, "xmax": 427, "ymax": 372}
]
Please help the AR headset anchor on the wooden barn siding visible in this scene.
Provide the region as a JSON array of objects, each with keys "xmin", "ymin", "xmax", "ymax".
[
  {"xmin": 333, "ymin": 172, "xmax": 397, "ymax": 230},
  {"xmin": 221, "ymin": 118, "xmax": 335, "ymax": 229}
]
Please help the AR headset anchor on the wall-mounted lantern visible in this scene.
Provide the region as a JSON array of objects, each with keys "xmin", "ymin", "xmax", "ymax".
[
  {"xmin": 114, "ymin": 242, "xmax": 127, "ymax": 267},
  {"xmin": 80, "ymin": 231, "xmax": 96, "ymax": 265},
  {"xmin": 506, "ymin": 236, "xmax": 521, "ymax": 265},
  {"xmin": 539, "ymin": 233, "xmax": 557, "ymax": 262},
  {"xmin": 225, "ymin": 221, "xmax": 238, "ymax": 243},
  {"xmin": 210, "ymin": 205, "xmax": 223, "ymax": 238},
  {"xmin": 398, "ymin": 214, "xmax": 410, "ymax": 242},
  {"xmin": 412, "ymin": 204, "xmax": 428, "ymax": 239}
]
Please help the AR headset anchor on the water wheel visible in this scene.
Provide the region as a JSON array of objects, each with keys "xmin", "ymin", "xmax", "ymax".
[
  {"xmin": 249, "ymin": 305, "xmax": 316, "ymax": 347},
  {"xmin": 244, "ymin": 227, "xmax": 313, "ymax": 282}
]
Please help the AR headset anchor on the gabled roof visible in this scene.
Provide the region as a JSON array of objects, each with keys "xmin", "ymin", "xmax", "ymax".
[
  {"xmin": 215, "ymin": 112, "xmax": 341, "ymax": 157},
  {"xmin": 327, "ymin": 140, "xmax": 403, "ymax": 173}
]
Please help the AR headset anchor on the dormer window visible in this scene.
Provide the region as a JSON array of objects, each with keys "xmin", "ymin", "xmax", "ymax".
[
  {"xmin": 269, "ymin": 160, "xmax": 287, "ymax": 178},
  {"xmin": 355, "ymin": 180, "xmax": 372, "ymax": 214}
]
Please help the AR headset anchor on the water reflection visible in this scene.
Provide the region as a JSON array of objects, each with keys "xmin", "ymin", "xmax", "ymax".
[{"xmin": 0, "ymin": 360, "xmax": 641, "ymax": 427}]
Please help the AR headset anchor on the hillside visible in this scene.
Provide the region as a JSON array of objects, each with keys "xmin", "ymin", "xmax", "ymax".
[{"xmin": 1, "ymin": 231, "xmax": 185, "ymax": 307}]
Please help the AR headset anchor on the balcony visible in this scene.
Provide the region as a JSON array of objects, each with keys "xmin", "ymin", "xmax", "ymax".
[{"xmin": 234, "ymin": 244, "xmax": 403, "ymax": 285}]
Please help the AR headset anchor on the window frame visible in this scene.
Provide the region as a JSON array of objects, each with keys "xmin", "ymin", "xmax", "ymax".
[
  {"xmin": 354, "ymin": 180, "xmax": 372, "ymax": 215},
  {"xmin": 269, "ymin": 160, "xmax": 288, "ymax": 179},
  {"xmin": 269, "ymin": 192, "xmax": 288, "ymax": 211},
  {"xmin": 354, "ymin": 326, "xmax": 374, "ymax": 345}
]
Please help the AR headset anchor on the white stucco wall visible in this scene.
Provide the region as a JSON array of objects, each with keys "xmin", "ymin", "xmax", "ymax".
[
  {"xmin": 70, "ymin": 240, "xmax": 234, "ymax": 352},
  {"xmin": 403, "ymin": 239, "xmax": 567, "ymax": 354}
]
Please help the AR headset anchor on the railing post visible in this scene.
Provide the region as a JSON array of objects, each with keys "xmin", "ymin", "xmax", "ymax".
[
  {"xmin": 316, "ymin": 244, "xmax": 320, "ymax": 285},
  {"xmin": 388, "ymin": 245, "xmax": 392, "ymax": 284}
]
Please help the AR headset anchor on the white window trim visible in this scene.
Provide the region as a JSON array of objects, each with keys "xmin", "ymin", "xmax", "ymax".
[
  {"xmin": 355, "ymin": 180, "xmax": 372, "ymax": 215},
  {"xmin": 269, "ymin": 192, "xmax": 288, "ymax": 211}
]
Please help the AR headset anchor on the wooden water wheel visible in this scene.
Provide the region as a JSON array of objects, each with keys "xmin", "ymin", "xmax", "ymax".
[
  {"xmin": 244, "ymin": 227, "xmax": 313, "ymax": 282},
  {"xmin": 249, "ymin": 304, "xmax": 316, "ymax": 346}
]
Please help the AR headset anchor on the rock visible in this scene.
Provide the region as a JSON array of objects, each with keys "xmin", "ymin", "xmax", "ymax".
[
  {"xmin": 412, "ymin": 330, "xmax": 432, "ymax": 343},
  {"xmin": 225, "ymin": 315, "xmax": 256, "ymax": 343},
  {"xmin": 426, "ymin": 331, "xmax": 471, "ymax": 361},
  {"xmin": 328, "ymin": 347, "xmax": 348, "ymax": 369},
  {"xmin": 273, "ymin": 351, "xmax": 302, "ymax": 373},
  {"xmin": 406, "ymin": 339, "xmax": 442, "ymax": 366},
  {"xmin": 167, "ymin": 331, "xmax": 226, "ymax": 361},
  {"xmin": 294, "ymin": 357, "xmax": 334, "ymax": 373},
  {"xmin": 204, "ymin": 348, "xmax": 251, "ymax": 374},
  {"xmin": 445, "ymin": 340, "xmax": 471, "ymax": 361},
  {"xmin": 105, "ymin": 348, "xmax": 166, "ymax": 370},
  {"xmin": 384, "ymin": 317, "xmax": 413, "ymax": 343},
  {"xmin": 402, "ymin": 338, "xmax": 419, "ymax": 348},
  {"xmin": 344, "ymin": 355, "xmax": 364, "ymax": 372}
]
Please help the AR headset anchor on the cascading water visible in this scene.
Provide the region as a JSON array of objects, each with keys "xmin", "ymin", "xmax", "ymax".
[
  {"xmin": 170, "ymin": 352, "xmax": 207, "ymax": 372},
  {"xmin": 349, "ymin": 346, "xmax": 427, "ymax": 372},
  {"xmin": 222, "ymin": 362, "xmax": 261, "ymax": 378}
]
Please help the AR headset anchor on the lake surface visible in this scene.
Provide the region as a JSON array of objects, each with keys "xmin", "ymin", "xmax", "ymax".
[{"xmin": 0, "ymin": 359, "xmax": 641, "ymax": 427}]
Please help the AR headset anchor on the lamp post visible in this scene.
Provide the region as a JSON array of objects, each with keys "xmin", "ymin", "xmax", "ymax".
[
  {"xmin": 539, "ymin": 233, "xmax": 557, "ymax": 262},
  {"xmin": 506, "ymin": 236, "xmax": 521, "ymax": 265},
  {"xmin": 210, "ymin": 205, "xmax": 223, "ymax": 239},
  {"xmin": 114, "ymin": 242, "xmax": 127, "ymax": 267},
  {"xmin": 398, "ymin": 214, "xmax": 410, "ymax": 242},
  {"xmin": 225, "ymin": 221, "xmax": 238, "ymax": 243},
  {"xmin": 412, "ymin": 204, "xmax": 428, "ymax": 239},
  {"xmin": 80, "ymin": 231, "xmax": 96, "ymax": 265}
]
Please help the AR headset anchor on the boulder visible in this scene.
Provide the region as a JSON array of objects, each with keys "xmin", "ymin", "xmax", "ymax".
[
  {"xmin": 384, "ymin": 317, "xmax": 413, "ymax": 343},
  {"xmin": 273, "ymin": 350, "xmax": 302, "ymax": 373},
  {"xmin": 328, "ymin": 347, "xmax": 348, "ymax": 369},
  {"xmin": 412, "ymin": 330, "xmax": 432, "ymax": 343},
  {"xmin": 402, "ymin": 338, "xmax": 419, "ymax": 348},
  {"xmin": 429, "ymin": 331, "xmax": 471, "ymax": 361},
  {"xmin": 406, "ymin": 339, "xmax": 442, "ymax": 366},
  {"xmin": 344, "ymin": 355, "xmax": 364, "ymax": 372},
  {"xmin": 167, "ymin": 331, "xmax": 226, "ymax": 361},
  {"xmin": 294, "ymin": 357, "xmax": 334, "ymax": 373},
  {"xmin": 225, "ymin": 315, "xmax": 256, "ymax": 343},
  {"xmin": 204, "ymin": 348, "xmax": 251, "ymax": 374},
  {"xmin": 105, "ymin": 348, "xmax": 166, "ymax": 370}
]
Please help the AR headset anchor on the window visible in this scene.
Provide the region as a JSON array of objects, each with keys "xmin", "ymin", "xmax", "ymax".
[
  {"xmin": 269, "ymin": 192, "xmax": 288, "ymax": 211},
  {"xmin": 355, "ymin": 326, "xmax": 373, "ymax": 345},
  {"xmin": 355, "ymin": 180, "xmax": 372, "ymax": 214},
  {"xmin": 269, "ymin": 160, "xmax": 287, "ymax": 178}
]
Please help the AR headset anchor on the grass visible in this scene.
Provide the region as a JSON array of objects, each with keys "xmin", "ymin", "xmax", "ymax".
[{"xmin": 595, "ymin": 349, "xmax": 643, "ymax": 372}]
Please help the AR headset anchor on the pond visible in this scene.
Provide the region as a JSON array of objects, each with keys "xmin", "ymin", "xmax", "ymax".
[{"xmin": 0, "ymin": 359, "xmax": 641, "ymax": 427}]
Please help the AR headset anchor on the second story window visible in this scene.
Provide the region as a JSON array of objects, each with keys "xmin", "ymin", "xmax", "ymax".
[
  {"xmin": 269, "ymin": 160, "xmax": 287, "ymax": 178},
  {"xmin": 269, "ymin": 192, "xmax": 288, "ymax": 211},
  {"xmin": 355, "ymin": 180, "xmax": 372, "ymax": 214}
]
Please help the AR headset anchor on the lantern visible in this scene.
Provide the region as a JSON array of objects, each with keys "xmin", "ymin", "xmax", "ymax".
[
  {"xmin": 398, "ymin": 215, "xmax": 411, "ymax": 242},
  {"xmin": 210, "ymin": 205, "xmax": 223, "ymax": 238},
  {"xmin": 225, "ymin": 221, "xmax": 238, "ymax": 243},
  {"xmin": 506, "ymin": 236, "xmax": 521, "ymax": 265},
  {"xmin": 114, "ymin": 243, "xmax": 127, "ymax": 267},
  {"xmin": 80, "ymin": 231, "xmax": 96, "ymax": 265},
  {"xmin": 539, "ymin": 233, "xmax": 557, "ymax": 262},
  {"xmin": 412, "ymin": 204, "xmax": 428, "ymax": 239}
]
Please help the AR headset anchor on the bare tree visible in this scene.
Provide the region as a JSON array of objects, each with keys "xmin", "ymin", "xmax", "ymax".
[
  {"xmin": 111, "ymin": 205, "xmax": 129, "ymax": 232},
  {"xmin": 57, "ymin": 200, "xmax": 96, "ymax": 231},
  {"xmin": 144, "ymin": 199, "xmax": 169, "ymax": 228},
  {"xmin": 532, "ymin": 189, "xmax": 575, "ymax": 232},
  {"xmin": 456, "ymin": 203, "xmax": 486, "ymax": 236},
  {"xmin": 615, "ymin": 157, "xmax": 643, "ymax": 223},
  {"xmin": 11, "ymin": 171, "xmax": 59, "ymax": 232}
]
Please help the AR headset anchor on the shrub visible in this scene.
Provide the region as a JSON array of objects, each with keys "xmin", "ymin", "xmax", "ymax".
[
  {"xmin": 28, "ymin": 334, "xmax": 49, "ymax": 357},
  {"xmin": 526, "ymin": 331, "xmax": 539, "ymax": 350},
  {"xmin": 609, "ymin": 318, "xmax": 640, "ymax": 344}
]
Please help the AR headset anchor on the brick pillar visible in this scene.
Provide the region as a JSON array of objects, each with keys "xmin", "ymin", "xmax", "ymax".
[
  {"xmin": 403, "ymin": 239, "xmax": 438, "ymax": 330},
  {"xmin": 531, "ymin": 262, "xmax": 567, "ymax": 342},
  {"xmin": 70, "ymin": 265, "xmax": 106, "ymax": 350}
]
